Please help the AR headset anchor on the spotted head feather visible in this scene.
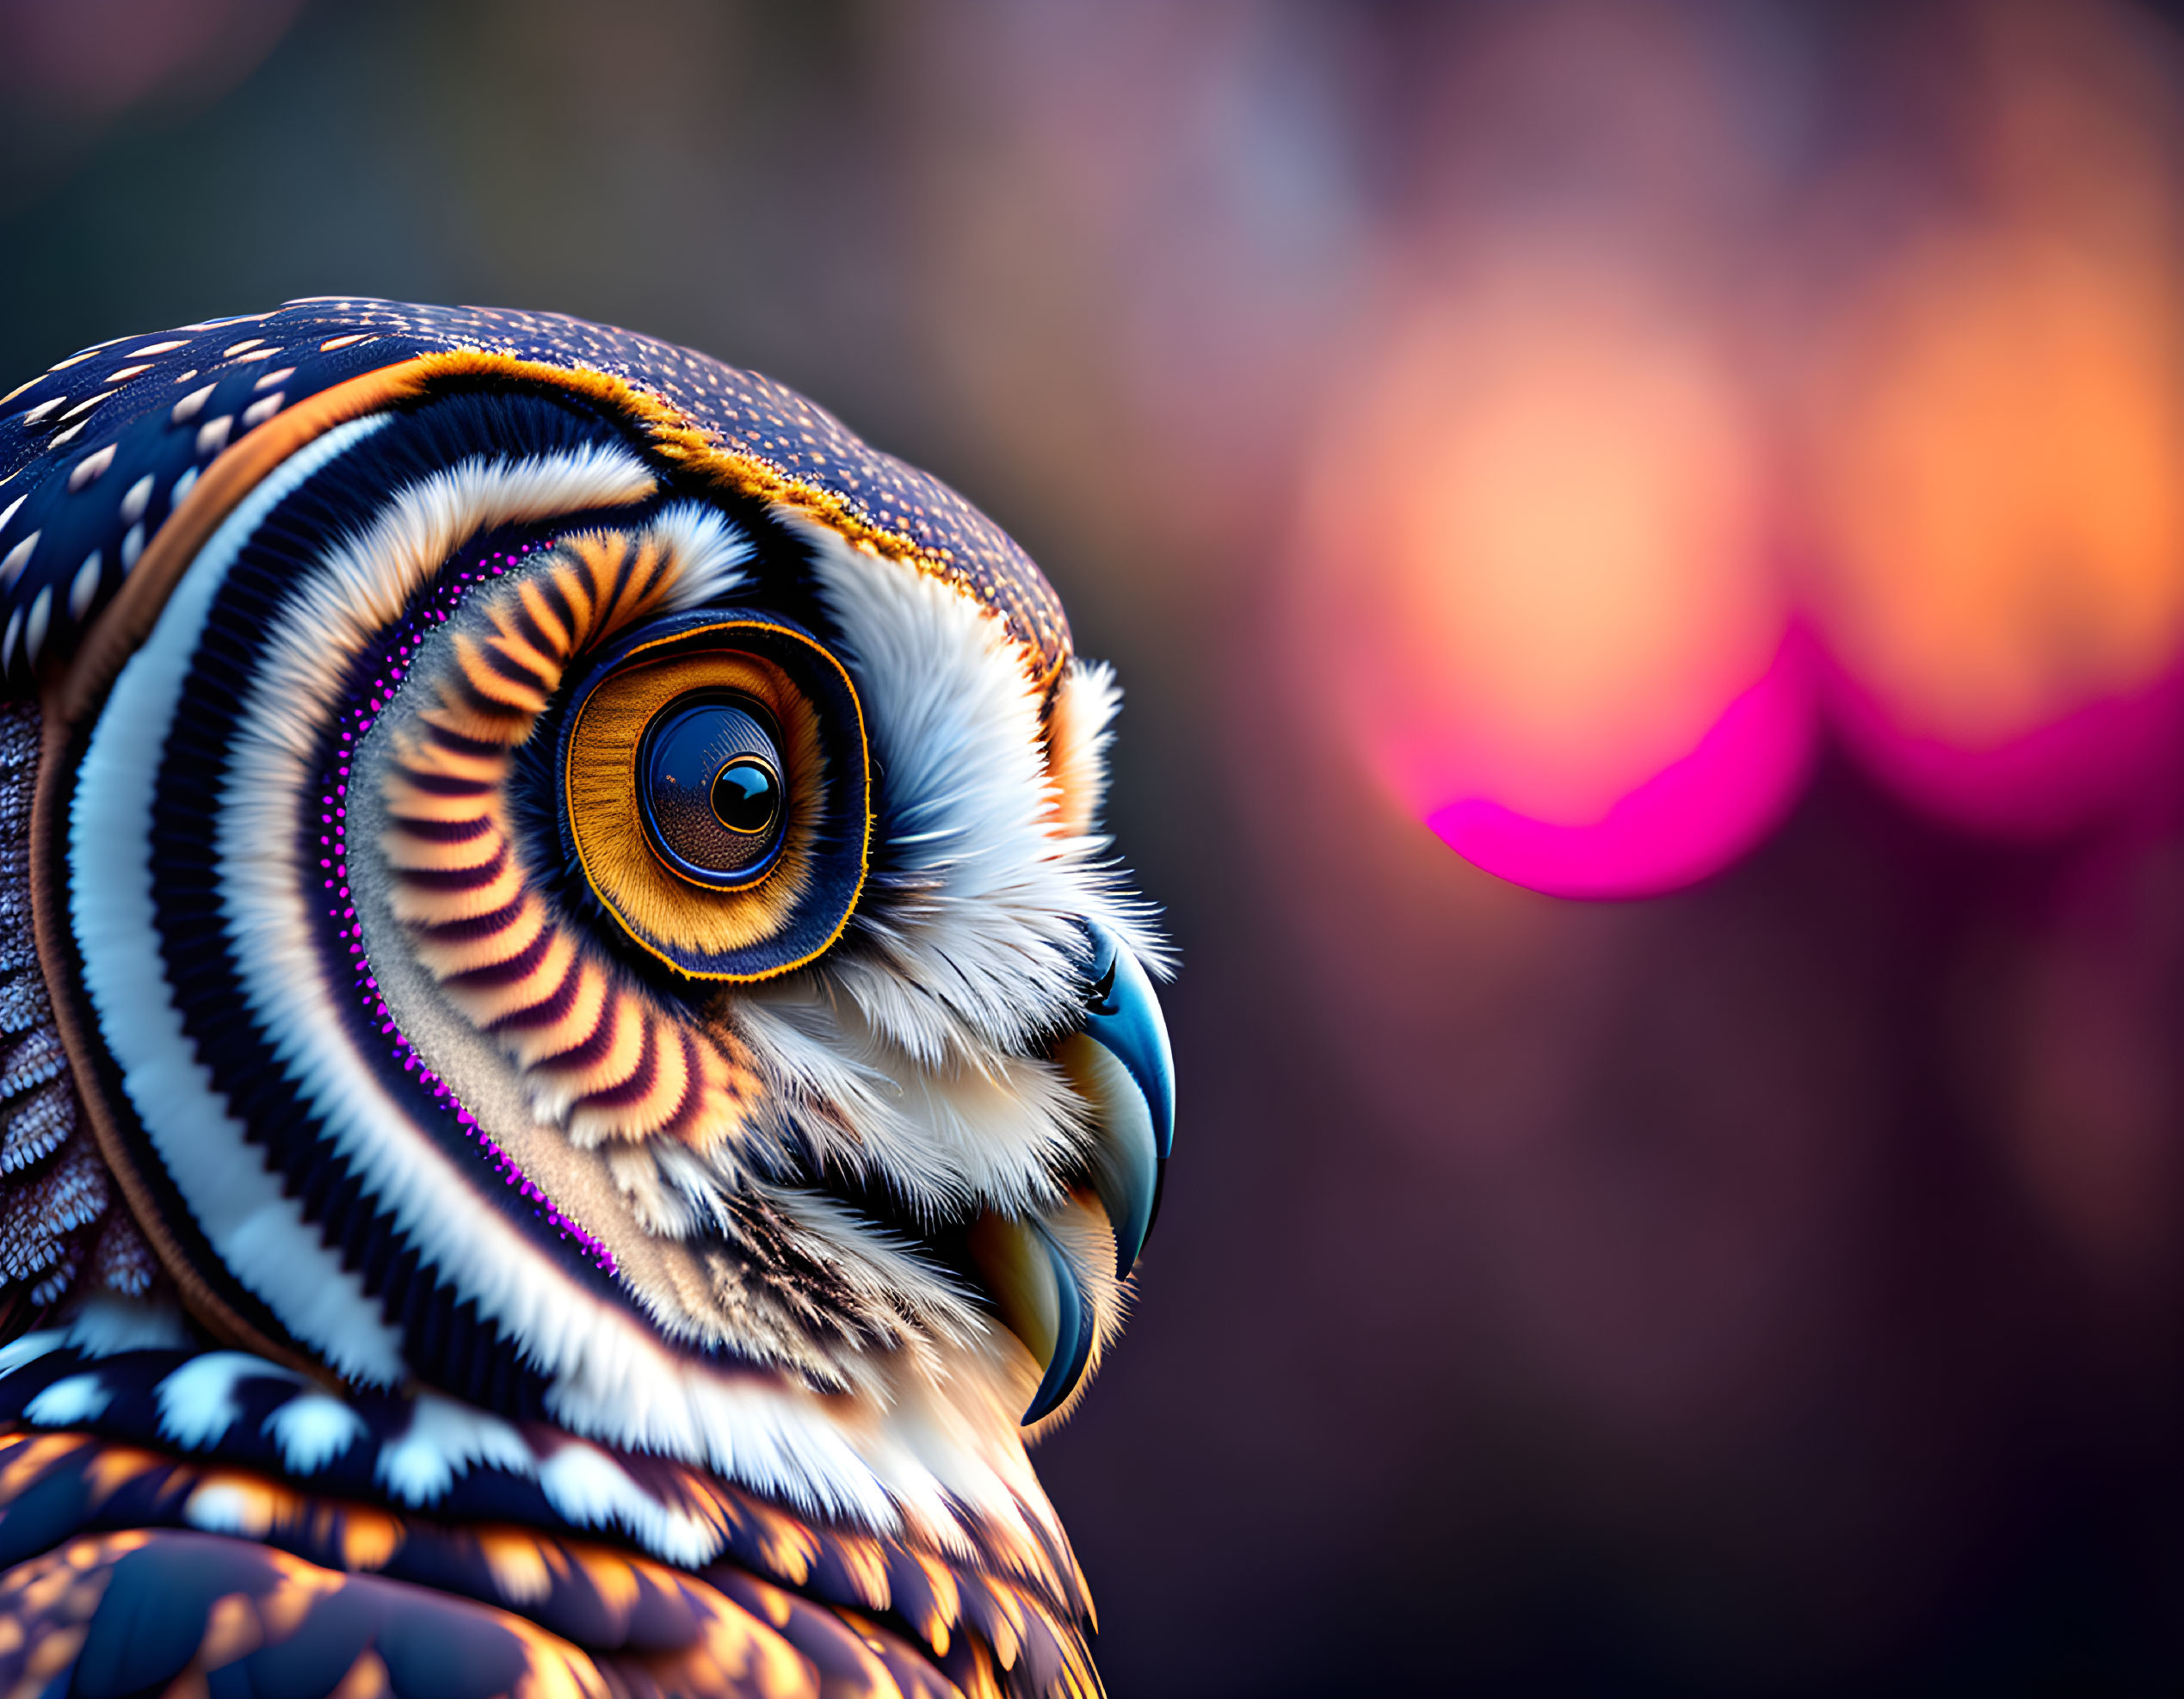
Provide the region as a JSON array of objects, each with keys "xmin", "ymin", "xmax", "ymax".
[{"xmin": 0, "ymin": 299, "xmax": 1175, "ymax": 1697}]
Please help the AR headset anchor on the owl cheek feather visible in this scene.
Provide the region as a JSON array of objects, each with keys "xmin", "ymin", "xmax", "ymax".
[
  {"xmin": 1043, "ymin": 658, "xmax": 1123, "ymax": 843},
  {"xmin": 0, "ymin": 304, "xmax": 1173, "ymax": 1694}
]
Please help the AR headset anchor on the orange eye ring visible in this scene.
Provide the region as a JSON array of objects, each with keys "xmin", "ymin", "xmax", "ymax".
[{"xmin": 560, "ymin": 615, "xmax": 870, "ymax": 981}]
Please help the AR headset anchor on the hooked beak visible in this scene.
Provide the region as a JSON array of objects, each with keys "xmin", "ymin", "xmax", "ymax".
[
  {"xmin": 1057, "ymin": 917, "xmax": 1175, "ymax": 1280},
  {"xmin": 968, "ymin": 918, "xmax": 1176, "ymax": 1425},
  {"xmin": 966, "ymin": 1211, "xmax": 1096, "ymax": 1426}
]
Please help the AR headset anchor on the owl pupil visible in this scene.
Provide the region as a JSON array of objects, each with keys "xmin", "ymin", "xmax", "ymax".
[
  {"xmin": 712, "ymin": 759, "xmax": 778, "ymax": 834},
  {"xmin": 635, "ymin": 695, "xmax": 789, "ymax": 888}
]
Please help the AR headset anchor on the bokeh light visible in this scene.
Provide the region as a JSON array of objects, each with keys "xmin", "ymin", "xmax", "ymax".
[
  {"xmin": 1804, "ymin": 0, "xmax": 2184, "ymax": 836},
  {"xmin": 1284, "ymin": 0, "xmax": 2184, "ymax": 890},
  {"xmin": 12, "ymin": 0, "xmax": 2184, "ymax": 1689},
  {"xmin": 1302, "ymin": 262, "xmax": 1805, "ymax": 895}
]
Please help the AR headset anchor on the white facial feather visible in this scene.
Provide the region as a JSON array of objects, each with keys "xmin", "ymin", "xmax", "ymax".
[
  {"xmin": 81, "ymin": 450, "xmax": 1013, "ymax": 1536},
  {"xmin": 250, "ymin": 445, "xmax": 659, "ymax": 765},
  {"xmin": 798, "ymin": 521, "xmax": 1167, "ymax": 1067},
  {"xmin": 760, "ymin": 1186, "xmax": 991, "ymax": 1356},
  {"xmin": 65, "ymin": 438, "xmax": 1153, "ymax": 1561},
  {"xmin": 732, "ymin": 987, "xmax": 1089, "ymax": 1221},
  {"xmin": 1046, "ymin": 658, "xmax": 1123, "ymax": 842}
]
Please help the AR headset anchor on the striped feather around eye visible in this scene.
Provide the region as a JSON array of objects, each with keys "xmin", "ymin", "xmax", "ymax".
[
  {"xmin": 374, "ymin": 522, "xmax": 762, "ymax": 1152},
  {"xmin": 47, "ymin": 382, "xmax": 923, "ymax": 1418},
  {"xmin": 0, "ymin": 306, "xmax": 1174, "ymax": 1699}
]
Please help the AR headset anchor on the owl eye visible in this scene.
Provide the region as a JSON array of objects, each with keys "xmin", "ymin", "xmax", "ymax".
[
  {"xmin": 639, "ymin": 696, "xmax": 787, "ymax": 887},
  {"xmin": 712, "ymin": 758, "xmax": 780, "ymax": 834},
  {"xmin": 561, "ymin": 613, "xmax": 871, "ymax": 980}
]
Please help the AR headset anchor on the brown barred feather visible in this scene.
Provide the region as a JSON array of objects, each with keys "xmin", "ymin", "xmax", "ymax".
[
  {"xmin": 418, "ymin": 899, "xmax": 553, "ymax": 983},
  {"xmin": 83, "ymin": 1212, "xmax": 157, "ymax": 1299},
  {"xmin": 532, "ymin": 986, "xmax": 631, "ymax": 1077},
  {"xmin": 0, "ymin": 1141, "xmax": 108, "ymax": 1287},
  {"xmin": 377, "ymin": 775, "xmax": 490, "ymax": 824},
  {"xmin": 0, "ymin": 1531, "xmax": 624, "ymax": 1699},
  {"xmin": 400, "ymin": 846, "xmax": 516, "ymax": 893},
  {"xmin": 383, "ymin": 819, "xmax": 502, "ymax": 874},
  {"xmin": 0, "ymin": 1025, "xmax": 66, "ymax": 1103},
  {"xmin": 580, "ymin": 1016, "xmax": 687, "ymax": 1120},
  {"xmin": 484, "ymin": 949, "xmax": 599, "ymax": 1051},
  {"xmin": 0, "ymin": 973, "xmax": 52, "ymax": 1038},
  {"xmin": 413, "ymin": 733, "xmax": 508, "ymax": 788},
  {"xmin": 396, "ymin": 858, "xmax": 525, "ymax": 924},
  {"xmin": 0, "ymin": 1080, "xmax": 75, "ymax": 1176},
  {"xmin": 0, "ymin": 1431, "xmax": 1096, "ymax": 1698},
  {"xmin": 0, "ymin": 702, "xmax": 126, "ymax": 1329},
  {"xmin": 379, "ymin": 533, "xmax": 760, "ymax": 1153},
  {"xmin": 647, "ymin": 1029, "xmax": 710, "ymax": 1144},
  {"xmin": 542, "ymin": 992, "xmax": 645, "ymax": 1097},
  {"xmin": 515, "ymin": 578, "xmax": 577, "ymax": 658},
  {"xmin": 453, "ymin": 629, "xmax": 557, "ymax": 714}
]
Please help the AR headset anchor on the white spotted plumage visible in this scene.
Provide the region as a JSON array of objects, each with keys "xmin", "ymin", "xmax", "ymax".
[{"xmin": 0, "ymin": 301, "xmax": 1169, "ymax": 1695}]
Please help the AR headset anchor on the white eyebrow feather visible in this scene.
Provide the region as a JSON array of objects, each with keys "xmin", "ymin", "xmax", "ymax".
[{"xmin": 793, "ymin": 516, "xmax": 1169, "ymax": 1069}]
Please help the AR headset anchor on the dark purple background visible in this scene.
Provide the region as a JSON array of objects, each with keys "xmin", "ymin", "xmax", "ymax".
[{"xmin": 6, "ymin": 3, "xmax": 2184, "ymax": 1690}]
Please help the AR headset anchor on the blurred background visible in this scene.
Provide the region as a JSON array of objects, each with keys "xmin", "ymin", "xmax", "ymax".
[{"xmin": 9, "ymin": 0, "xmax": 2184, "ymax": 1689}]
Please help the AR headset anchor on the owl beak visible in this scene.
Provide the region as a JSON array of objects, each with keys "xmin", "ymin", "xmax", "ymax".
[
  {"xmin": 966, "ymin": 1211, "xmax": 1097, "ymax": 1425},
  {"xmin": 969, "ymin": 921, "xmax": 1172, "ymax": 1425},
  {"xmin": 1057, "ymin": 917, "xmax": 1175, "ymax": 1281}
]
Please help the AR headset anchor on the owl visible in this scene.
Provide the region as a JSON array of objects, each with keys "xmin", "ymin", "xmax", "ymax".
[{"xmin": 0, "ymin": 300, "xmax": 1174, "ymax": 1698}]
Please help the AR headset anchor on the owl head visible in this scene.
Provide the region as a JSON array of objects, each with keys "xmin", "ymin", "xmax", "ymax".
[{"xmin": 0, "ymin": 301, "xmax": 1172, "ymax": 1684}]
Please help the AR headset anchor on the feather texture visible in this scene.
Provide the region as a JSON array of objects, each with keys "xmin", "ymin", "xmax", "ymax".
[{"xmin": 0, "ymin": 299, "xmax": 1169, "ymax": 1697}]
